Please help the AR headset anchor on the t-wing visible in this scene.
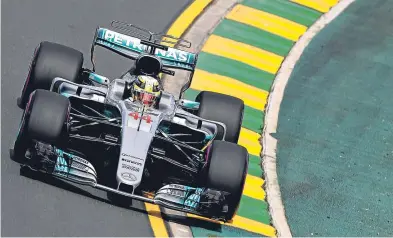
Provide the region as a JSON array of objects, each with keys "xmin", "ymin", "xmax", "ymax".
[{"xmin": 91, "ymin": 27, "xmax": 198, "ymax": 72}]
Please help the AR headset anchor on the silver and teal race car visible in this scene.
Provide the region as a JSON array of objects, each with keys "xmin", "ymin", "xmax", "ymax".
[{"xmin": 10, "ymin": 21, "xmax": 248, "ymax": 221}]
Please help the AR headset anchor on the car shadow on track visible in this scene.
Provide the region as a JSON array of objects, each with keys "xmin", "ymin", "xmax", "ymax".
[{"xmin": 18, "ymin": 166, "xmax": 148, "ymax": 215}]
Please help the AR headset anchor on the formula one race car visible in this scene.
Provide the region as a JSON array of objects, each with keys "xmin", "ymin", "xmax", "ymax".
[{"xmin": 10, "ymin": 21, "xmax": 248, "ymax": 221}]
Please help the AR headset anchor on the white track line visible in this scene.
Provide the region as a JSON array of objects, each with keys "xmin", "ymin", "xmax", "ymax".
[{"xmin": 261, "ymin": 0, "xmax": 356, "ymax": 237}]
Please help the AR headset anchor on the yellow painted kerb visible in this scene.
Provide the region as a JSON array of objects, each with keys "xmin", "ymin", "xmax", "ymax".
[
  {"xmin": 187, "ymin": 213, "xmax": 276, "ymax": 237},
  {"xmin": 190, "ymin": 69, "xmax": 269, "ymax": 111},
  {"xmin": 226, "ymin": 4, "xmax": 308, "ymax": 41},
  {"xmin": 145, "ymin": 203, "xmax": 169, "ymax": 237},
  {"xmin": 239, "ymin": 127, "xmax": 262, "ymax": 156},
  {"xmin": 147, "ymin": 1, "xmax": 213, "ymax": 237},
  {"xmin": 202, "ymin": 35, "xmax": 284, "ymax": 74},
  {"xmin": 290, "ymin": 0, "xmax": 339, "ymax": 13},
  {"xmin": 244, "ymin": 174, "xmax": 266, "ymax": 200},
  {"xmin": 162, "ymin": 0, "xmax": 213, "ymax": 46}
]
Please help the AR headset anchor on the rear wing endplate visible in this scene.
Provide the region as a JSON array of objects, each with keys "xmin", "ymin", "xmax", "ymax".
[{"xmin": 91, "ymin": 27, "xmax": 197, "ymax": 72}]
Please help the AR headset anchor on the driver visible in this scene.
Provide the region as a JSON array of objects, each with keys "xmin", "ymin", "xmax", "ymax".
[{"xmin": 130, "ymin": 75, "xmax": 161, "ymax": 107}]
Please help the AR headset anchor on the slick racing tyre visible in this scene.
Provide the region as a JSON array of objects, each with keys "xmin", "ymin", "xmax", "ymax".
[
  {"xmin": 11, "ymin": 89, "xmax": 71, "ymax": 163},
  {"xmin": 18, "ymin": 41, "xmax": 83, "ymax": 109},
  {"xmin": 196, "ymin": 91, "xmax": 244, "ymax": 143},
  {"xmin": 205, "ymin": 140, "xmax": 248, "ymax": 221}
]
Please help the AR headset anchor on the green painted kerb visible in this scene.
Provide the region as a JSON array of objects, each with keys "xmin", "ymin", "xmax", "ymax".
[
  {"xmin": 242, "ymin": 0, "xmax": 322, "ymax": 26},
  {"xmin": 213, "ymin": 19, "xmax": 294, "ymax": 56},
  {"xmin": 182, "ymin": 0, "xmax": 332, "ymax": 236},
  {"xmin": 197, "ymin": 52, "xmax": 276, "ymax": 91}
]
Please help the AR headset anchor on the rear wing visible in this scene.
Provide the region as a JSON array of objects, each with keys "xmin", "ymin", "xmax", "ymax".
[{"xmin": 90, "ymin": 26, "xmax": 198, "ymax": 72}]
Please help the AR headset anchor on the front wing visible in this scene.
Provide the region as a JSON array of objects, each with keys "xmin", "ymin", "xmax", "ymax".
[{"xmin": 21, "ymin": 142, "xmax": 232, "ymax": 221}]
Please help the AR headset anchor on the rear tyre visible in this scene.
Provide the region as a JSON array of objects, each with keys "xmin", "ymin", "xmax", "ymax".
[
  {"xmin": 196, "ymin": 91, "xmax": 244, "ymax": 143},
  {"xmin": 205, "ymin": 140, "xmax": 248, "ymax": 221},
  {"xmin": 11, "ymin": 89, "xmax": 70, "ymax": 163},
  {"xmin": 18, "ymin": 41, "xmax": 83, "ymax": 109}
]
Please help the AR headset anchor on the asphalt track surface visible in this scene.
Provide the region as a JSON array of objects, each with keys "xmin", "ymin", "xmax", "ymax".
[{"xmin": 1, "ymin": 0, "xmax": 191, "ymax": 236}]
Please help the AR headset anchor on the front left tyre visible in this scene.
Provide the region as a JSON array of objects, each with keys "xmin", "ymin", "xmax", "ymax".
[{"xmin": 11, "ymin": 89, "xmax": 70, "ymax": 163}]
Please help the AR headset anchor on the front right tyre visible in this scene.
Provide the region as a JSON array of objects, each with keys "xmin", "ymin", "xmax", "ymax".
[
  {"xmin": 196, "ymin": 91, "xmax": 244, "ymax": 143},
  {"xmin": 204, "ymin": 140, "xmax": 249, "ymax": 221}
]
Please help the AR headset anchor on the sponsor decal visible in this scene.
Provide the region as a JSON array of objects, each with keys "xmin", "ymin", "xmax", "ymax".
[
  {"xmin": 161, "ymin": 60, "xmax": 193, "ymax": 70},
  {"xmin": 167, "ymin": 188, "xmax": 186, "ymax": 198},
  {"xmin": 129, "ymin": 112, "xmax": 140, "ymax": 120},
  {"xmin": 121, "ymin": 153, "xmax": 132, "ymax": 157},
  {"xmin": 128, "ymin": 112, "xmax": 152, "ymax": 123},
  {"xmin": 184, "ymin": 191, "xmax": 201, "ymax": 209},
  {"xmin": 154, "ymin": 47, "xmax": 189, "ymax": 62},
  {"xmin": 121, "ymin": 153, "xmax": 143, "ymax": 161},
  {"xmin": 142, "ymin": 115, "xmax": 152, "ymax": 124},
  {"xmin": 55, "ymin": 156, "xmax": 69, "ymax": 174},
  {"xmin": 74, "ymin": 157, "xmax": 90, "ymax": 165},
  {"xmin": 99, "ymin": 28, "xmax": 194, "ymax": 64},
  {"xmin": 170, "ymin": 184, "xmax": 185, "ymax": 190},
  {"xmin": 122, "ymin": 164, "xmax": 140, "ymax": 172},
  {"xmin": 71, "ymin": 162, "xmax": 88, "ymax": 171},
  {"xmin": 121, "ymin": 158, "xmax": 142, "ymax": 167},
  {"xmin": 121, "ymin": 172, "xmax": 137, "ymax": 181}
]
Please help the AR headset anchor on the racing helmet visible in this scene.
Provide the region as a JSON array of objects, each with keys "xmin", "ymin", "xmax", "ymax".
[{"xmin": 132, "ymin": 75, "xmax": 161, "ymax": 107}]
